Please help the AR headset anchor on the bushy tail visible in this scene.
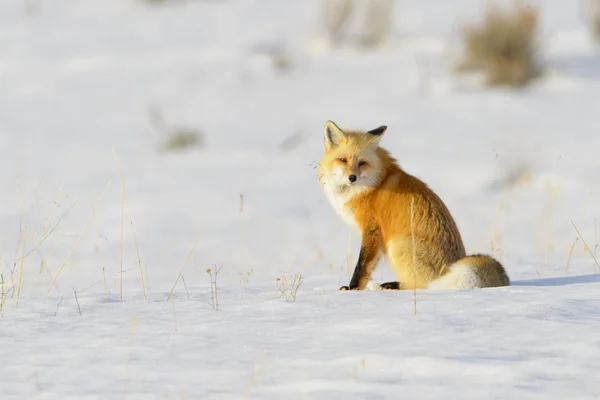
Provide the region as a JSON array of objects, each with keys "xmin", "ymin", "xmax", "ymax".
[{"xmin": 427, "ymin": 254, "xmax": 510, "ymax": 290}]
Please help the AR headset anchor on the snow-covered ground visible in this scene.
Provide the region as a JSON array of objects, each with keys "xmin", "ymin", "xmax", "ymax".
[{"xmin": 1, "ymin": 0, "xmax": 600, "ymax": 398}]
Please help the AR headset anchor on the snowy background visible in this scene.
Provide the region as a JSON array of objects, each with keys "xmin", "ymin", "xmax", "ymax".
[{"xmin": 1, "ymin": 0, "xmax": 600, "ymax": 398}]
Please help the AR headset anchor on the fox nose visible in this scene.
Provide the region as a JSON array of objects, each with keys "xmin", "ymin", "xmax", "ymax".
[{"xmin": 348, "ymin": 175, "xmax": 357, "ymax": 183}]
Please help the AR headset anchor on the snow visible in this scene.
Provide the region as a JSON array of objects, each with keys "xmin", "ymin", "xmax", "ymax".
[{"xmin": 1, "ymin": 0, "xmax": 600, "ymax": 398}]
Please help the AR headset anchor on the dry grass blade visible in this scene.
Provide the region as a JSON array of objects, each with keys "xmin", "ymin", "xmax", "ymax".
[
  {"xmin": 207, "ymin": 266, "xmax": 222, "ymax": 311},
  {"xmin": 570, "ymin": 221, "xmax": 600, "ymax": 273},
  {"xmin": 73, "ymin": 288, "xmax": 82, "ymax": 316},
  {"xmin": 118, "ymin": 168, "xmax": 147, "ymax": 300},
  {"xmin": 565, "ymin": 165, "xmax": 600, "ymax": 269},
  {"xmin": 181, "ymin": 275, "xmax": 190, "ymax": 299},
  {"xmin": 1, "ymin": 273, "xmax": 5, "ymax": 316},
  {"xmin": 167, "ymin": 235, "xmax": 201, "ymax": 300},
  {"xmin": 275, "ymin": 272, "xmax": 304, "ymax": 303},
  {"xmin": 90, "ymin": 187, "xmax": 110, "ymax": 300},
  {"xmin": 53, "ymin": 295, "xmax": 63, "ymax": 317},
  {"xmin": 15, "ymin": 181, "xmax": 70, "ymax": 271},
  {"xmin": 16, "ymin": 217, "xmax": 26, "ymax": 307},
  {"xmin": 114, "ymin": 149, "xmax": 125, "ymax": 302},
  {"xmin": 46, "ymin": 181, "xmax": 111, "ymax": 296},
  {"xmin": 411, "ymin": 196, "xmax": 417, "ymax": 315},
  {"xmin": 565, "ymin": 237, "xmax": 579, "ymax": 274},
  {"xmin": 112, "ymin": 151, "xmax": 148, "ymax": 300},
  {"xmin": 14, "ymin": 201, "xmax": 77, "ymax": 268}
]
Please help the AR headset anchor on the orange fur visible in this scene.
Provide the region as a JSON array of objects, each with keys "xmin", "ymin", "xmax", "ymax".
[{"xmin": 319, "ymin": 120, "xmax": 510, "ymax": 290}]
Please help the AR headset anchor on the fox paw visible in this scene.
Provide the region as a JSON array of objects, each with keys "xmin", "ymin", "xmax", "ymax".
[{"xmin": 339, "ymin": 285, "xmax": 350, "ymax": 291}]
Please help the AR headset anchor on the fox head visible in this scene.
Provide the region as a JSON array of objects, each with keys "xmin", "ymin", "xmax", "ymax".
[{"xmin": 319, "ymin": 120, "xmax": 387, "ymax": 192}]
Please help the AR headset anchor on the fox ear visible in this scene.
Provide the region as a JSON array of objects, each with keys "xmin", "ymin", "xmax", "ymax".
[
  {"xmin": 367, "ymin": 125, "xmax": 387, "ymax": 137},
  {"xmin": 324, "ymin": 120, "xmax": 345, "ymax": 150},
  {"xmin": 366, "ymin": 125, "xmax": 387, "ymax": 146}
]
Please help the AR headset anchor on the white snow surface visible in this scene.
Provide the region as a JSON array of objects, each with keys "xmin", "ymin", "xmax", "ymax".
[{"xmin": 1, "ymin": 0, "xmax": 600, "ymax": 398}]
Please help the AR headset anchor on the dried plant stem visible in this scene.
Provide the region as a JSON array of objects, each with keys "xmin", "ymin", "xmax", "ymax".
[
  {"xmin": 544, "ymin": 186, "xmax": 556, "ymax": 276},
  {"xmin": 46, "ymin": 218, "xmax": 92, "ymax": 296},
  {"xmin": 13, "ymin": 172, "xmax": 26, "ymax": 299},
  {"xmin": 16, "ymin": 222, "xmax": 26, "ymax": 308},
  {"xmin": 53, "ymin": 295, "xmax": 64, "ymax": 317},
  {"xmin": 79, "ymin": 267, "xmax": 134, "ymax": 294},
  {"xmin": 73, "ymin": 288, "xmax": 82, "ymax": 316},
  {"xmin": 565, "ymin": 237, "xmax": 579, "ymax": 275},
  {"xmin": 275, "ymin": 272, "xmax": 304, "ymax": 303},
  {"xmin": 121, "ymin": 172, "xmax": 147, "ymax": 300},
  {"xmin": 566, "ymin": 165, "xmax": 600, "ymax": 263},
  {"xmin": 207, "ymin": 266, "xmax": 222, "ymax": 311},
  {"xmin": 90, "ymin": 184, "xmax": 112, "ymax": 300},
  {"xmin": 570, "ymin": 221, "xmax": 600, "ymax": 273},
  {"xmin": 492, "ymin": 151, "xmax": 504, "ymax": 255},
  {"xmin": 181, "ymin": 275, "xmax": 190, "ymax": 299},
  {"xmin": 14, "ymin": 201, "xmax": 77, "ymax": 268},
  {"xmin": 46, "ymin": 182, "xmax": 111, "ymax": 296},
  {"xmin": 1, "ymin": 273, "xmax": 5, "ymax": 316},
  {"xmin": 113, "ymin": 149, "xmax": 125, "ymax": 301},
  {"xmin": 167, "ymin": 235, "xmax": 201, "ymax": 300},
  {"xmin": 411, "ymin": 197, "xmax": 417, "ymax": 316},
  {"xmin": 595, "ymin": 218, "xmax": 598, "ymax": 261}
]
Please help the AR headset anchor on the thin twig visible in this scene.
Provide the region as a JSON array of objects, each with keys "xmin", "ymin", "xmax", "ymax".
[
  {"xmin": 1, "ymin": 273, "xmax": 5, "ymax": 317},
  {"xmin": 13, "ymin": 201, "xmax": 77, "ymax": 268},
  {"xmin": 290, "ymin": 274, "xmax": 303, "ymax": 303},
  {"xmin": 565, "ymin": 237, "xmax": 579, "ymax": 275},
  {"xmin": 595, "ymin": 217, "xmax": 598, "ymax": 261},
  {"xmin": 89, "ymin": 185, "xmax": 111, "ymax": 300},
  {"xmin": 120, "ymin": 170, "xmax": 147, "ymax": 300},
  {"xmin": 167, "ymin": 235, "xmax": 201, "ymax": 300},
  {"xmin": 13, "ymin": 171, "xmax": 26, "ymax": 297},
  {"xmin": 73, "ymin": 288, "xmax": 82, "ymax": 316},
  {"xmin": 411, "ymin": 197, "xmax": 417, "ymax": 316},
  {"xmin": 181, "ymin": 275, "xmax": 190, "ymax": 299},
  {"xmin": 53, "ymin": 295, "xmax": 64, "ymax": 317},
  {"xmin": 16, "ymin": 219, "xmax": 26, "ymax": 307},
  {"xmin": 79, "ymin": 268, "xmax": 133, "ymax": 294},
  {"xmin": 46, "ymin": 182, "xmax": 111, "ymax": 296},
  {"xmin": 545, "ymin": 185, "xmax": 556, "ymax": 276},
  {"xmin": 566, "ymin": 165, "xmax": 600, "ymax": 263},
  {"xmin": 207, "ymin": 266, "xmax": 222, "ymax": 311},
  {"xmin": 275, "ymin": 272, "xmax": 304, "ymax": 303},
  {"xmin": 114, "ymin": 148, "xmax": 124, "ymax": 302},
  {"xmin": 571, "ymin": 220, "xmax": 600, "ymax": 273},
  {"xmin": 214, "ymin": 266, "xmax": 220, "ymax": 311}
]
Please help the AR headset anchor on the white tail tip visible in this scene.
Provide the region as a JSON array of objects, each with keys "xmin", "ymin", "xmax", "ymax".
[{"xmin": 428, "ymin": 263, "xmax": 482, "ymax": 290}]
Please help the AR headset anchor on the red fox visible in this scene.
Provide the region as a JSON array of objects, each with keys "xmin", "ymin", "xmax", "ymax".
[{"xmin": 318, "ymin": 120, "xmax": 510, "ymax": 290}]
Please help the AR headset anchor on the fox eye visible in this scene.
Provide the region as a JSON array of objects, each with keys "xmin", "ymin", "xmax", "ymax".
[
  {"xmin": 358, "ymin": 160, "xmax": 367, "ymax": 166},
  {"xmin": 339, "ymin": 158, "xmax": 347, "ymax": 163}
]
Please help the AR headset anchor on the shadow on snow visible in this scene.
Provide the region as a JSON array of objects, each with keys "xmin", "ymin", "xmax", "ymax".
[{"xmin": 512, "ymin": 274, "xmax": 600, "ymax": 287}]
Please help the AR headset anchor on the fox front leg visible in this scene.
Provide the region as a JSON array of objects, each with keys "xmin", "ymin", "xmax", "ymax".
[{"xmin": 339, "ymin": 224, "xmax": 382, "ymax": 290}]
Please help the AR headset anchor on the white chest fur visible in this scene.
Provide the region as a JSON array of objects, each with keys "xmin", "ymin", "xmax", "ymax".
[{"xmin": 322, "ymin": 181, "xmax": 360, "ymax": 231}]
